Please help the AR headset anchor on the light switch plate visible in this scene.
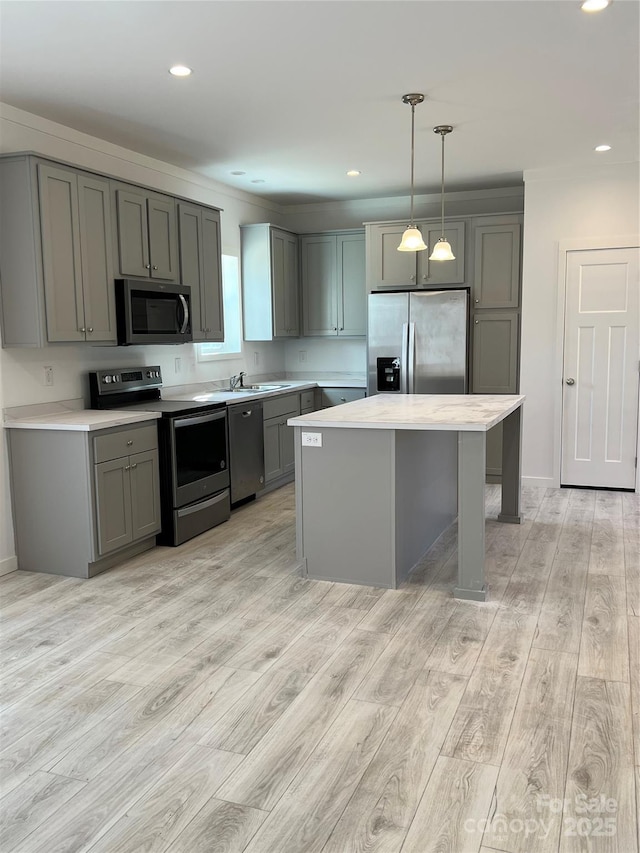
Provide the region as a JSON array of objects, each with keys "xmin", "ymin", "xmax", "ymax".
[{"xmin": 302, "ymin": 431, "xmax": 322, "ymax": 447}]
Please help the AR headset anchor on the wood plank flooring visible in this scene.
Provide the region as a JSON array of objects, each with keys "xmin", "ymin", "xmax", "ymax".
[{"xmin": 1, "ymin": 483, "xmax": 638, "ymax": 853}]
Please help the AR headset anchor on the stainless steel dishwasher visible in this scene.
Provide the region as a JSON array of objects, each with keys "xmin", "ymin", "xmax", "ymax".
[{"xmin": 228, "ymin": 400, "xmax": 265, "ymax": 506}]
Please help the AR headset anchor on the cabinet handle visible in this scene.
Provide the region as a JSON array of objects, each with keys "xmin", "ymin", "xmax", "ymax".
[
  {"xmin": 409, "ymin": 275, "xmax": 416, "ymax": 282},
  {"xmin": 125, "ymin": 465, "xmax": 131, "ymax": 471},
  {"xmin": 145, "ymin": 264, "xmax": 151, "ymax": 269},
  {"xmin": 130, "ymin": 463, "xmax": 137, "ymax": 469},
  {"xmin": 475, "ymin": 299, "xmax": 479, "ymax": 303},
  {"xmin": 333, "ymin": 327, "xmax": 337, "ymax": 331},
  {"xmin": 79, "ymin": 327, "xmax": 86, "ymax": 333},
  {"xmin": 340, "ymin": 397, "xmax": 346, "ymax": 402},
  {"xmin": 422, "ymin": 275, "xmax": 428, "ymax": 281},
  {"xmin": 475, "ymin": 320, "xmax": 479, "ymax": 324},
  {"xmin": 153, "ymin": 265, "xmax": 158, "ymax": 270},
  {"xmin": 339, "ymin": 327, "xmax": 343, "ymax": 331},
  {"xmin": 127, "ymin": 440, "xmax": 133, "ymax": 446},
  {"xmin": 87, "ymin": 327, "xmax": 93, "ymax": 333}
]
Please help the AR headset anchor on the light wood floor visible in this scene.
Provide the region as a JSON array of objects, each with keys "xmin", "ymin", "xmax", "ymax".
[{"xmin": 1, "ymin": 483, "xmax": 638, "ymax": 853}]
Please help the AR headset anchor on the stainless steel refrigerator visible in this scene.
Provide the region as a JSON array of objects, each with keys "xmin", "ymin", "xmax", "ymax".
[{"xmin": 367, "ymin": 290, "xmax": 469, "ymax": 396}]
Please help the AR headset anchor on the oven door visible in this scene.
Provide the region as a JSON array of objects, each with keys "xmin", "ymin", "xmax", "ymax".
[{"xmin": 169, "ymin": 409, "xmax": 229, "ymax": 507}]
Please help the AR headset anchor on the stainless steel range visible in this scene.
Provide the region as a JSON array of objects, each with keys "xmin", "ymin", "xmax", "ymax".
[{"xmin": 89, "ymin": 366, "xmax": 230, "ymax": 546}]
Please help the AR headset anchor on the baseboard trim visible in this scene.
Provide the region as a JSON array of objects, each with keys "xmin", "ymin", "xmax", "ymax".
[
  {"xmin": 522, "ymin": 476, "xmax": 558, "ymax": 489},
  {"xmin": 0, "ymin": 555, "xmax": 18, "ymax": 576}
]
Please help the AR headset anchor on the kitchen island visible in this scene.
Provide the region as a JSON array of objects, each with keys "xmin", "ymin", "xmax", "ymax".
[{"xmin": 288, "ymin": 394, "xmax": 525, "ymax": 601}]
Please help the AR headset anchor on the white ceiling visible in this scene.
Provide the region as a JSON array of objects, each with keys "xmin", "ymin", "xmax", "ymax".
[{"xmin": 1, "ymin": 0, "xmax": 638, "ymax": 205}]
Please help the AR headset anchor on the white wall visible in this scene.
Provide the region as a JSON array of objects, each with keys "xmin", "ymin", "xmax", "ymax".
[{"xmin": 520, "ymin": 161, "xmax": 640, "ymax": 487}]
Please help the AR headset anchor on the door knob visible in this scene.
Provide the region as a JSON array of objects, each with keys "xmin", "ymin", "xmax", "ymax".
[{"xmin": 565, "ymin": 377, "xmax": 575, "ymax": 385}]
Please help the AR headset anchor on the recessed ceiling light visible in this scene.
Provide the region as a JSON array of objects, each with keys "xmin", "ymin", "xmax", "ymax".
[
  {"xmin": 251, "ymin": 179, "xmax": 266, "ymax": 184},
  {"xmin": 346, "ymin": 170, "xmax": 361, "ymax": 177},
  {"xmin": 230, "ymin": 170, "xmax": 246, "ymax": 176},
  {"xmin": 581, "ymin": 0, "xmax": 611, "ymax": 12},
  {"xmin": 595, "ymin": 144, "xmax": 612, "ymax": 152},
  {"xmin": 169, "ymin": 65, "xmax": 192, "ymax": 77}
]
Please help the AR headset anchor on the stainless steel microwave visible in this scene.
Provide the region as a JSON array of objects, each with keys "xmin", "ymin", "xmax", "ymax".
[{"xmin": 115, "ymin": 279, "xmax": 192, "ymax": 345}]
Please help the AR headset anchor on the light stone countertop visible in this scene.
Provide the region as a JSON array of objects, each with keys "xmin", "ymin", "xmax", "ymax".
[
  {"xmin": 4, "ymin": 408, "xmax": 161, "ymax": 431},
  {"xmin": 288, "ymin": 394, "xmax": 525, "ymax": 432},
  {"xmin": 168, "ymin": 380, "xmax": 319, "ymax": 405}
]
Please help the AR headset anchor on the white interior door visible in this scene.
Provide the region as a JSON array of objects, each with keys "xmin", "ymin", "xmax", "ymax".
[{"xmin": 561, "ymin": 247, "xmax": 639, "ymax": 488}]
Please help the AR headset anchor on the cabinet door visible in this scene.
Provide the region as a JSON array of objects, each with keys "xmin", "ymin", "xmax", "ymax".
[
  {"xmin": 272, "ymin": 229, "xmax": 299, "ymax": 337},
  {"xmin": 368, "ymin": 223, "xmax": 418, "ymax": 288},
  {"xmin": 473, "ymin": 223, "xmax": 521, "ymax": 308},
  {"xmin": 264, "ymin": 417, "xmax": 283, "ymax": 483},
  {"xmin": 148, "ymin": 195, "xmax": 178, "ymax": 281},
  {"xmin": 77, "ymin": 174, "xmax": 116, "ymax": 343},
  {"xmin": 38, "ymin": 164, "xmax": 85, "ymax": 342},
  {"xmin": 116, "ymin": 189, "xmax": 150, "ymax": 278},
  {"xmin": 419, "ymin": 222, "xmax": 466, "ymax": 286},
  {"xmin": 201, "ymin": 209, "xmax": 224, "ymax": 341},
  {"xmin": 337, "ymin": 233, "xmax": 366, "ymax": 336},
  {"xmin": 301, "ymin": 234, "xmax": 337, "ymax": 336},
  {"xmin": 129, "ymin": 449, "xmax": 161, "ymax": 542},
  {"xmin": 472, "ymin": 311, "xmax": 519, "ymax": 394},
  {"xmin": 280, "ymin": 419, "xmax": 295, "ymax": 476},
  {"xmin": 178, "ymin": 203, "xmax": 205, "ymax": 340},
  {"xmin": 95, "ymin": 458, "xmax": 133, "ymax": 555}
]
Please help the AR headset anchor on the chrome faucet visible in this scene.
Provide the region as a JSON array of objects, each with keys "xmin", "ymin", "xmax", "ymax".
[{"xmin": 229, "ymin": 371, "xmax": 246, "ymax": 390}]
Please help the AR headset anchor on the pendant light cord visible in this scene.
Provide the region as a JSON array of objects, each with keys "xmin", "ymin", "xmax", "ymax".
[
  {"xmin": 440, "ymin": 130, "xmax": 445, "ymax": 239},
  {"xmin": 409, "ymin": 103, "xmax": 416, "ymax": 226}
]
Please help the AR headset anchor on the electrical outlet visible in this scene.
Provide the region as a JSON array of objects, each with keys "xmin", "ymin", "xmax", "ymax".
[
  {"xmin": 175, "ymin": 357, "xmax": 181, "ymax": 373},
  {"xmin": 299, "ymin": 350, "xmax": 307, "ymax": 363},
  {"xmin": 43, "ymin": 365, "xmax": 54, "ymax": 386},
  {"xmin": 302, "ymin": 431, "xmax": 322, "ymax": 447},
  {"xmin": 253, "ymin": 351, "xmax": 260, "ymax": 367}
]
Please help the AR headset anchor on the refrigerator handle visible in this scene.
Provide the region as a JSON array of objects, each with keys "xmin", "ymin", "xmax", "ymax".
[
  {"xmin": 401, "ymin": 322, "xmax": 409, "ymax": 393},
  {"xmin": 407, "ymin": 322, "xmax": 416, "ymax": 394}
]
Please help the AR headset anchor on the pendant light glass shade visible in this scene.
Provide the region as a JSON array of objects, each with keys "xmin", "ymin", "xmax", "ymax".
[
  {"xmin": 398, "ymin": 227, "xmax": 427, "ymax": 252},
  {"xmin": 429, "ymin": 237, "xmax": 455, "ymax": 261},
  {"xmin": 429, "ymin": 125, "xmax": 455, "ymax": 262},
  {"xmin": 397, "ymin": 94, "xmax": 427, "ymax": 253}
]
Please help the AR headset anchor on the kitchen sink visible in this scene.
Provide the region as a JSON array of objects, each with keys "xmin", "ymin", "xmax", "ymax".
[{"xmin": 232, "ymin": 384, "xmax": 290, "ymax": 392}]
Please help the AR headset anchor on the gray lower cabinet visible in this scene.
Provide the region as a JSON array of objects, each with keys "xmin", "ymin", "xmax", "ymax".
[
  {"xmin": 263, "ymin": 392, "xmax": 301, "ymax": 484},
  {"xmin": 471, "ymin": 311, "xmax": 519, "ymax": 394},
  {"xmin": 7, "ymin": 421, "xmax": 161, "ymax": 578},
  {"xmin": 301, "ymin": 231, "xmax": 366, "ymax": 337},
  {"xmin": 366, "ymin": 220, "xmax": 465, "ymax": 289},
  {"xmin": 0, "ymin": 155, "xmax": 116, "ymax": 345},
  {"xmin": 320, "ymin": 387, "xmax": 367, "ymax": 408},
  {"xmin": 113, "ymin": 184, "xmax": 179, "ymax": 281},
  {"xmin": 178, "ymin": 203, "xmax": 224, "ymax": 341},
  {"xmin": 241, "ymin": 224, "xmax": 300, "ymax": 340}
]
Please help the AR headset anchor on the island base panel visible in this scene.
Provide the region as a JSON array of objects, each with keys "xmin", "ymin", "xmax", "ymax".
[
  {"xmin": 499, "ymin": 406, "xmax": 522, "ymax": 523},
  {"xmin": 296, "ymin": 427, "xmax": 457, "ymax": 589}
]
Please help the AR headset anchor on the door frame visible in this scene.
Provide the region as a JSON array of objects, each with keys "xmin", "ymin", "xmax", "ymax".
[{"xmin": 554, "ymin": 235, "xmax": 640, "ymax": 492}]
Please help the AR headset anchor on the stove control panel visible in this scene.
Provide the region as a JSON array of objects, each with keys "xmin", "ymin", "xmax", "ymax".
[{"xmin": 89, "ymin": 366, "xmax": 163, "ymax": 398}]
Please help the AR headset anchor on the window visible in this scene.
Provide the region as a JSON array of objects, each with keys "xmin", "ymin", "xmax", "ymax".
[{"xmin": 198, "ymin": 255, "xmax": 242, "ymax": 360}]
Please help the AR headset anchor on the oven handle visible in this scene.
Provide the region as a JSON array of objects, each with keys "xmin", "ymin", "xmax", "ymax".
[
  {"xmin": 177, "ymin": 489, "xmax": 229, "ymax": 517},
  {"xmin": 178, "ymin": 294, "xmax": 190, "ymax": 335},
  {"xmin": 173, "ymin": 410, "xmax": 227, "ymax": 428}
]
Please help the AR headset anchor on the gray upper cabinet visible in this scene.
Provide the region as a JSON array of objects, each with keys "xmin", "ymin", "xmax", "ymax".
[
  {"xmin": 420, "ymin": 222, "xmax": 465, "ymax": 286},
  {"xmin": 178, "ymin": 203, "xmax": 224, "ymax": 341},
  {"xmin": 0, "ymin": 155, "xmax": 116, "ymax": 346},
  {"xmin": 241, "ymin": 224, "xmax": 299, "ymax": 340},
  {"xmin": 367, "ymin": 220, "xmax": 465, "ymax": 289},
  {"xmin": 472, "ymin": 222, "xmax": 521, "ymax": 308},
  {"xmin": 301, "ymin": 230, "xmax": 366, "ymax": 337},
  {"xmin": 114, "ymin": 185, "xmax": 178, "ymax": 281},
  {"xmin": 39, "ymin": 164, "xmax": 115, "ymax": 343}
]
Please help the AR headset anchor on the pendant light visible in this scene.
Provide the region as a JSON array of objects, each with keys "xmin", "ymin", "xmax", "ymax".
[
  {"xmin": 429, "ymin": 125, "xmax": 455, "ymax": 261},
  {"xmin": 397, "ymin": 94, "xmax": 427, "ymax": 252}
]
